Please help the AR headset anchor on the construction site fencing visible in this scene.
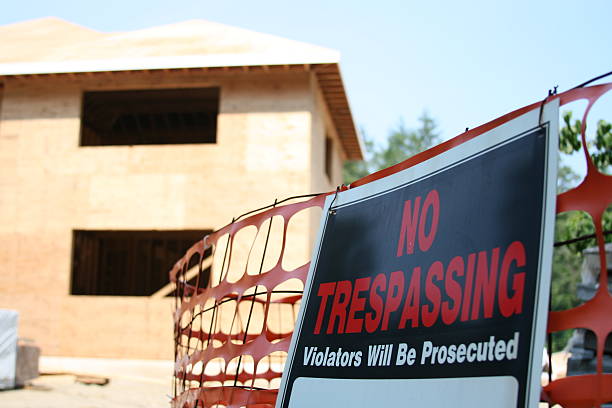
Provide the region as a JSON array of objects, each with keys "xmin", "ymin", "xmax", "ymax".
[{"xmin": 170, "ymin": 82, "xmax": 612, "ymax": 408}]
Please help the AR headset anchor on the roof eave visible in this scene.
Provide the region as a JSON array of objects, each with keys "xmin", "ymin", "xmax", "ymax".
[
  {"xmin": 0, "ymin": 55, "xmax": 363, "ymax": 161},
  {"xmin": 312, "ymin": 63, "xmax": 363, "ymax": 160},
  {"xmin": 0, "ymin": 52, "xmax": 340, "ymax": 76}
]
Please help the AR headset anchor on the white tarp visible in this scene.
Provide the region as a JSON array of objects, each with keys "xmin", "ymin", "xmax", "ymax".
[{"xmin": 0, "ymin": 309, "xmax": 18, "ymax": 390}]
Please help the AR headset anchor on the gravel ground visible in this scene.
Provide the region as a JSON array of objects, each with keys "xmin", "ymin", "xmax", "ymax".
[
  {"xmin": 0, "ymin": 357, "xmax": 173, "ymax": 408},
  {"xmin": 0, "ymin": 374, "xmax": 172, "ymax": 408}
]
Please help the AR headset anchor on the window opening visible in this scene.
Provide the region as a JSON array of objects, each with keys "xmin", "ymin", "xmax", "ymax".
[
  {"xmin": 325, "ymin": 136, "xmax": 333, "ymax": 180},
  {"xmin": 80, "ymin": 88, "xmax": 219, "ymax": 146},
  {"xmin": 71, "ymin": 230, "xmax": 211, "ymax": 296}
]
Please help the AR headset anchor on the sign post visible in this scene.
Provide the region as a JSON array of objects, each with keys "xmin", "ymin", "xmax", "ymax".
[{"xmin": 277, "ymin": 100, "xmax": 559, "ymax": 408}]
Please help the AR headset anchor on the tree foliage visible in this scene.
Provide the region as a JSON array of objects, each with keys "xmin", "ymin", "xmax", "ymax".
[
  {"xmin": 342, "ymin": 112, "xmax": 440, "ymax": 184},
  {"xmin": 342, "ymin": 136, "xmax": 374, "ymax": 185},
  {"xmin": 556, "ymin": 111, "xmax": 612, "ymax": 253},
  {"xmin": 559, "ymin": 111, "xmax": 612, "ymax": 171}
]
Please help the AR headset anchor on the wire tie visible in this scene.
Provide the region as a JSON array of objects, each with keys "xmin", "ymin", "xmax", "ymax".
[{"xmin": 328, "ymin": 185, "xmax": 342, "ymax": 215}]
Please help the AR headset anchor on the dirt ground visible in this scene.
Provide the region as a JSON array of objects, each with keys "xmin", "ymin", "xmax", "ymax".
[
  {"xmin": 0, "ymin": 353, "xmax": 569, "ymax": 407},
  {"xmin": 0, "ymin": 357, "xmax": 173, "ymax": 408}
]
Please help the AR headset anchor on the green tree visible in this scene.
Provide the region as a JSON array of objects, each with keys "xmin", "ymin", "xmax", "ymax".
[
  {"xmin": 342, "ymin": 134, "xmax": 374, "ymax": 184},
  {"xmin": 343, "ymin": 112, "xmax": 440, "ymax": 184},
  {"xmin": 371, "ymin": 114, "xmax": 440, "ymax": 171},
  {"xmin": 556, "ymin": 111, "xmax": 612, "ymax": 253},
  {"xmin": 560, "ymin": 111, "xmax": 612, "ymax": 172},
  {"xmin": 556, "ymin": 162, "xmax": 580, "ymax": 193}
]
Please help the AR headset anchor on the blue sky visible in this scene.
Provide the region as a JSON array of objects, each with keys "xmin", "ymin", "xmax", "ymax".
[{"xmin": 2, "ymin": 0, "xmax": 611, "ymax": 173}]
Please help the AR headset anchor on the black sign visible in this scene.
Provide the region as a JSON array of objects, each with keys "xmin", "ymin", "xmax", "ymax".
[{"xmin": 278, "ymin": 117, "xmax": 556, "ymax": 408}]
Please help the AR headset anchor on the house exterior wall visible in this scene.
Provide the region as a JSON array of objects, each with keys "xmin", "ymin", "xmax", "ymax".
[
  {"xmin": 307, "ymin": 73, "xmax": 344, "ymax": 243},
  {"xmin": 0, "ymin": 69, "xmax": 339, "ymax": 359}
]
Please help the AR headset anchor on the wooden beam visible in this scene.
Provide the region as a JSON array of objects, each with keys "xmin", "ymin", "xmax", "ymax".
[{"xmin": 151, "ymin": 256, "xmax": 213, "ymax": 298}]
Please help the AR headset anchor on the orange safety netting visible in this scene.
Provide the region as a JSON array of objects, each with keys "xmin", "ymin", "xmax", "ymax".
[
  {"xmin": 544, "ymin": 83, "xmax": 612, "ymax": 408},
  {"xmin": 170, "ymin": 194, "xmax": 328, "ymax": 408},
  {"xmin": 170, "ymin": 83, "xmax": 612, "ymax": 408}
]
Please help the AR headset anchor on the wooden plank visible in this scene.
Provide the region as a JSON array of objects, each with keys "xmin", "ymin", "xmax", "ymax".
[
  {"xmin": 151, "ymin": 256, "xmax": 213, "ymax": 298},
  {"xmin": 75, "ymin": 375, "xmax": 110, "ymax": 386}
]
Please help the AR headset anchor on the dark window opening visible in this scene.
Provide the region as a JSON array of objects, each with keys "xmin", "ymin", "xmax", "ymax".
[
  {"xmin": 80, "ymin": 88, "xmax": 219, "ymax": 146},
  {"xmin": 71, "ymin": 230, "xmax": 211, "ymax": 296},
  {"xmin": 325, "ymin": 136, "xmax": 333, "ymax": 180}
]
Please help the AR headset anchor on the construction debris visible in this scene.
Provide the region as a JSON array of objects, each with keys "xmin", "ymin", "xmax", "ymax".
[{"xmin": 74, "ymin": 375, "xmax": 110, "ymax": 386}]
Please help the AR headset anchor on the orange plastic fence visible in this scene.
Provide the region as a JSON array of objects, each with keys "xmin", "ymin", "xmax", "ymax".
[
  {"xmin": 170, "ymin": 194, "xmax": 327, "ymax": 408},
  {"xmin": 543, "ymin": 83, "xmax": 612, "ymax": 408},
  {"xmin": 170, "ymin": 83, "xmax": 612, "ymax": 408}
]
